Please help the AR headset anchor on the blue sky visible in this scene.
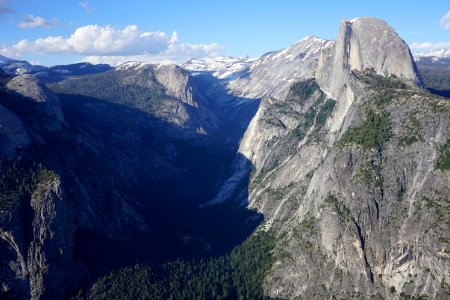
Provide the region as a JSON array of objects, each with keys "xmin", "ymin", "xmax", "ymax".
[{"xmin": 0, "ymin": 0, "xmax": 449, "ymax": 66}]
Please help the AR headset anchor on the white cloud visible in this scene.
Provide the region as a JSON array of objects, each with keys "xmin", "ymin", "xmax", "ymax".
[
  {"xmin": 440, "ymin": 10, "xmax": 450, "ymax": 29},
  {"xmin": 82, "ymin": 43, "xmax": 223, "ymax": 66},
  {"xmin": 18, "ymin": 15, "xmax": 57, "ymax": 29},
  {"xmin": 80, "ymin": 1, "xmax": 95, "ymax": 14},
  {"xmin": 410, "ymin": 41, "xmax": 450, "ymax": 58},
  {"xmin": 0, "ymin": 24, "xmax": 223, "ymax": 65}
]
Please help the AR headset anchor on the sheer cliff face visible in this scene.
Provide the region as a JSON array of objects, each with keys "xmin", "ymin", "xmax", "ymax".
[
  {"xmin": 0, "ymin": 176, "xmax": 75, "ymax": 300},
  {"xmin": 317, "ymin": 17, "xmax": 422, "ymax": 101},
  {"xmin": 214, "ymin": 18, "xmax": 449, "ymax": 298},
  {"xmin": 315, "ymin": 17, "xmax": 423, "ymax": 137}
]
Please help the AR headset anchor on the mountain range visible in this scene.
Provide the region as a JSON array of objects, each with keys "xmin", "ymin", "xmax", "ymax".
[{"xmin": 0, "ymin": 17, "xmax": 449, "ymax": 300}]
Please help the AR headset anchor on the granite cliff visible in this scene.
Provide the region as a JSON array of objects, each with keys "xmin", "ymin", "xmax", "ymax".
[{"xmin": 211, "ymin": 17, "xmax": 449, "ymax": 299}]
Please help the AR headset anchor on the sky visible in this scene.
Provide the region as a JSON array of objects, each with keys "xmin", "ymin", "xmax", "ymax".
[{"xmin": 0, "ymin": 0, "xmax": 449, "ymax": 66}]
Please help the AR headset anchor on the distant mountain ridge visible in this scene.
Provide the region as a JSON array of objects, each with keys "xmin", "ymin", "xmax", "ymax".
[
  {"xmin": 0, "ymin": 55, "xmax": 111, "ymax": 81},
  {"xmin": 184, "ymin": 36, "xmax": 334, "ymax": 101}
]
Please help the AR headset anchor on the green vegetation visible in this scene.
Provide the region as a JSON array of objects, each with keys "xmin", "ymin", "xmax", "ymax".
[
  {"xmin": 266, "ymin": 187, "xmax": 284, "ymax": 202},
  {"xmin": 50, "ymin": 68, "xmax": 166, "ymax": 114},
  {"xmin": 399, "ymin": 292, "xmax": 428, "ymax": 300},
  {"xmin": 290, "ymin": 127, "xmax": 304, "ymax": 138},
  {"xmin": 358, "ymin": 69, "xmax": 407, "ymax": 90},
  {"xmin": 397, "ymin": 114, "xmax": 424, "ymax": 147},
  {"xmin": 324, "ymin": 194, "xmax": 352, "ymax": 222},
  {"xmin": 422, "ymin": 194, "xmax": 450, "ymax": 228},
  {"xmin": 315, "ymin": 99, "xmax": 336, "ymax": 129},
  {"xmin": 0, "ymin": 156, "xmax": 57, "ymax": 210},
  {"xmin": 339, "ymin": 110, "xmax": 392, "ymax": 150},
  {"xmin": 303, "ymin": 93, "xmax": 326, "ymax": 129},
  {"xmin": 287, "ymin": 80, "xmax": 336, "ymax": 141},
  {"xmin": 288, "ymin": 79, "xmax": 320, "ymax": 101},
  {"xmin": 435, "ymin": 141, "xmax": 450, "ymax": 171},
  {"xmin": 419, "ymin": 67, "xmax": 450, "ymax": 98},
  {"xmin": 352, "ymin": 155, "xmax": 386, "ymax": 199},
  {"xmin": 89, "ymin": 231, "xmax": 276, "ymax": 300},
  {"xmin": 398, "ymin": 135, "xmax": 419, "ymax": 146}
]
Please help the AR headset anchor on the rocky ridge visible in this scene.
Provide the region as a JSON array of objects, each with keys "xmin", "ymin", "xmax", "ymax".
[
  {"xmin": 52, "ymin": 61, "xmax": 220, "ymax": 139},
  {"xmin": 211, "ymin": 17, "xmax": 450, "ymax": 299},
  {"xmin": 184, "ymin": 36, "xmax": 334, "ymax": 102}
]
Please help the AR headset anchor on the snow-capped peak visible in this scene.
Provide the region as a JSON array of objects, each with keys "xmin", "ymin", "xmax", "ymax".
[
  {"xmin": 182, "ymin": 56, "xmax": 256, "ymax": 80},
  {"xmin": 115, "ymin": 60, "xmax": 176, "ymax": 71},
  {"xmin": 115, "ymin": 61, "xmax": 148, "ymax": 71}
]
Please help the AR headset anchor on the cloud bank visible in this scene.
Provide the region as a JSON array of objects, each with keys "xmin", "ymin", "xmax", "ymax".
[{"xmin": 0, "ymin": 24, "xmax": 222, "ymax": 65}]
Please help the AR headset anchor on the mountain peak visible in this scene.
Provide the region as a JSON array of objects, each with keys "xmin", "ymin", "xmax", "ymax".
[{"xmin": 316, "ymin": 16, "xmax": 422, "ymax": 101}]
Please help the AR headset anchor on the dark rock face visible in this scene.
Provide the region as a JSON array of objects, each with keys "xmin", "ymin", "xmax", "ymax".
[
  {"xmin": 0, "ymin": 104, "xmax": 30, "ymax": 157},
  {"xmin": 0, "ymin": 175, "xmax": 74, "ymax": 300},
  {"xmin": 27, "ymin": 179, "xmax": 74, "ymax": 300},
  {"xmin": 0, "ymin": 60, "xmax": 258, "ymax": 298}
]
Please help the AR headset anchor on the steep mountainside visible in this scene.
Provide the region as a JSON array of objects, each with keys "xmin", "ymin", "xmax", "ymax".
[
  {"xmin": 0, "ymin": 16, "xmax": 448, "ymax": 300},
  {"xmin": 183, "ymin": 36, "xmax": 334, "ymax": 144},
  {"xmin": 0, "ymin": 62, "xmax": 258, "ymax": 299},
  {"xmin": 211, "ymin": 17, "xmax": 450, "ymax": 299},
  {"xmin": 51, "ymin": 62, "xmax": 220, "ymax": 140}
]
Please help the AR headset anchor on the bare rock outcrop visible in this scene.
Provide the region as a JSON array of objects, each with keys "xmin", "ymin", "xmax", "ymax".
[
  {"xmin": 6, "ymin": 75, "xmax": 64, "ymax": 131},
  {"xmin": 316, "ymin": 17, "xmax": 422, "ymax": 100}
]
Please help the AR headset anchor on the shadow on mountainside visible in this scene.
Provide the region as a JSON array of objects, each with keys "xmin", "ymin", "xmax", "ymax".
[
  {"xmin": 60, "ymin": 93, "xmax": 262, "ymax": 295},
  {"xmin": 0, "ymin": 88, "xmax": 262, "ymax": 297},
  {"xmin": 189, "ymin": 72, "xmax": 261, "ymax": 144}
]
